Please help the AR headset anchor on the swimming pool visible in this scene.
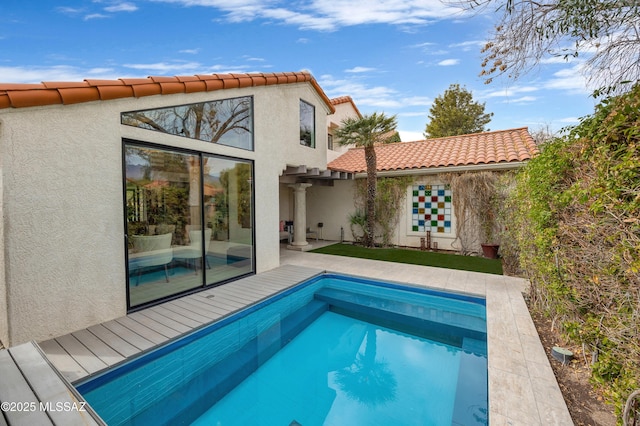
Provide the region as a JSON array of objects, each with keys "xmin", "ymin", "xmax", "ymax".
[{"xmin": 77, "ymin": 274, "xmax": 488, "ymax": 425}]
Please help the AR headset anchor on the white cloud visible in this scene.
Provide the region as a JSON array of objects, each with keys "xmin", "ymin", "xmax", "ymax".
[
  {"xmin": 543, "ymin": 65, "xmax": 590, "ymax": 94},
  {"xmin": 437, "ymin": 59, "xmax": 459, "ymax": 66},
  {"xmin": 411, "ymin": 42, "xmax": 436, "ymax": 49},
  {"xmin": 448, "ymin": 40, "xmax": 485, "ymax": 50},
  {"xmin": 56, "ymin": 7, "xmax": 84, "ymax": 15},
  {"xmin": 0, "ymin": 65, "xmax": 119, "ymax": 83},
  {"xmin": 180, "ymin": 48, "xmax": 201, "ymax": 54},
  {"xmin": 558, "ymin": 117, "xmax": 581, "ymax": 123},
  {"xmin": 84, "ymin": 13, "xmax": 110, "ymax": 20},
  {"xmin": 483, "ymin": 85, "xmax": 538, "ymax": 98},
  {"xmin": 503, "ymin": 96, "xmax": 537, "ymax": 104},
  {"xmin": 319, "ymin": 74, "xmax": 430, "ymax": 112},
  {"xmin": 345, "ymin": 66, "xmax": 376, "ymax": 73},
  {"xmin": 123, "ymin": 61, "xmax": 204, "ymax": 71},
  {"xmin": 104, "ymin": 2, "xmax": 139, "ymax": 12},
  {"xmin": 152, "ymin": 0, "xmax": 467, "ymax": 30},
  {"xmin": 319, "ymin": 74, "xmax": 400, "ymax": 108}
]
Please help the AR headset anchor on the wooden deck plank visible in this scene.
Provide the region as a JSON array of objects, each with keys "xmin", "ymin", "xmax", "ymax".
[
  {"xmin": 156, "ymin": 302, "xmax": 211, "ymax": 324},
  {"xmin": 234, "ymin": 284, "xmax": 276, "ymax": 297},
  {"xmin": 101, "ymin": 320, "xmax": 155, "ymax": 351},
  {"xmin": 0, "ymin": 349, "xmax": 53, "ymax": 425},
  {"xmin": 55, "ymin": 335, "xmax": 108, "ymax": 375},
  {"xmin": 189, "ymin": 294, "xmax": 236, "ymax": 316},
  {"xmin": 197, "ymin": 291, "xmax": 245, "ymax": 309},
  {"xmin": 126, "ymin": 313, "xmax": 182, "ymax": 339},
  {"xmin": 146, "ymin": 305, "xmax": 202, "ymax": 329},
  {"xmin": 211, "ymin": 288, "xmax": 263, "ymax": 305},
  {"xmin": 38, "ymin": 339, "xmax": 88, "ymax": 383},
  {"xmin": 206, "ymin": 289, "xmax": 256, "ymax": 305},
  {"xmin": 135, "ymin": 309, "xmax": 193, "ymax": 334},
  {"xmin": 177, "ymin": 296, "xmax": 230, "ymax": 318},
  {"xmin": 9, "ymin": 343, "xmax": 101, "ymax": 426},
  {"xmin": 172, "ymin": 298, "xmax": 224, "ymax": 320},
  {"xmin": 112, "ymin": 317, "xmax": 167, "ymax": 345},
  {"xmin": 86, "ymin": 325, "xmax": 140, "ymax": 358},
  {"xmin": 71, "ymin": 330, "xmax": 125, "ymax": 367}
]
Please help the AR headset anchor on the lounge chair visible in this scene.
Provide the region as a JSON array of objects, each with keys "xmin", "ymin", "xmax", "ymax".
[{"xmin": 129, "ymin": 233, "xmax": 173, "ymax": 285}]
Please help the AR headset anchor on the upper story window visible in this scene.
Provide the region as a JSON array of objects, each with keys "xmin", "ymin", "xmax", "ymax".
[
  {"xmin": 122, "ymin": 96, "xmax": 254, "ymax": 151},
  {"xmin": 299, "ymin": 100, "xmax": 315, "ymax": 148},
  {"xmin": 327, "ymin": 133, "xmax": 334, "ymax": 150}
]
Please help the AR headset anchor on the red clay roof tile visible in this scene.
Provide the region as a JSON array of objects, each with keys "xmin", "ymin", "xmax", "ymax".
[
  {"xmin": 328, "ymin": 127, "xmax": 539, "ymax": 173},
  {"xmin": 7, "ymin": 89, "xmax": 62, "ymax": 108},
  {"xmin": 58, "ymin": 87, "xmax": 101, "ymax": 104},
  {"xmin": 0, "ymin": 71, "xmax": 335, "ymax": 112}
]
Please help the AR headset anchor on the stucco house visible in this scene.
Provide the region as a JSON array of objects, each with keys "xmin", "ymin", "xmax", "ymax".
[
  {"xmin": 0, "ymin": 72, "xmax": 357, "ymax": 346},
  {"xmin": 0, "ymin": 70, "xmax": 537, "ymax": 347},
  {"xmin": 307, "ymin": 127, "xmax": 539, "ymax": 252}
]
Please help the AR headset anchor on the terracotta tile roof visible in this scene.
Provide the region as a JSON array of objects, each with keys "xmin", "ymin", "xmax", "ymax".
[
  {"xmin": 330, "ymin": 95, "xmax": 362, "ymax": 118},
  {"xmin": 328, "ymin": 127, "xmax": 539, "ymax": 173},
  {"xmin": 0, "ymin": 71, "xmax": 335, "ymax": 112}
]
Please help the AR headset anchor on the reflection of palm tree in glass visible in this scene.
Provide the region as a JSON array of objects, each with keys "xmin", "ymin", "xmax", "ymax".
[{"xmin": 335, "ymin": 327, "xmax": 397, "ymax": 406}]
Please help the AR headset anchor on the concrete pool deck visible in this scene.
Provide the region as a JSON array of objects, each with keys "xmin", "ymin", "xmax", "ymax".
[{"xmin": 1, "ymin": 244, "xmax": 572, "ymax": 425}]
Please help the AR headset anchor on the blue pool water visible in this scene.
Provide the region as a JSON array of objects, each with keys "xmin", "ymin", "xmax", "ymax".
[{"xmin": 78, "ymin": 274, "xmax": 488, "ymax": 425}]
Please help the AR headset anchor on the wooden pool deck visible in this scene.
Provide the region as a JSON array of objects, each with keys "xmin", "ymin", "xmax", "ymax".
[
  {"xmin": 40, "ymin": 264, "xmax": 323, "ymax": 384},
  {"xmin": 0, "ymin": 264, "xmax": 322, "ymax": 426},
  {"xmin": 0, "ymin": 342, "xmax": 104, "ymax": 425}
]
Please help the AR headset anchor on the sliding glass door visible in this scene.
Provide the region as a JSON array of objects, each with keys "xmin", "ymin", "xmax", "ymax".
[{"xmin": 124, "ymin": 142, "xmax": 254, "ymax": 309}]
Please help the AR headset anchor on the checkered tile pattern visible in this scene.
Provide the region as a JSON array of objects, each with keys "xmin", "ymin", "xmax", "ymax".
[{"xmin": 411, "ymin": 184, "xmax": 452, "ymax": 233}]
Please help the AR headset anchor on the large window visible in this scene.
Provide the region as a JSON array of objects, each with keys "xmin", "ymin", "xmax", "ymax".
[
  {"xmin": 122, "ymin": 96, "xmax": 254, "ymax": 150},
  {"xmin": 124, "ymin": 142, "xmax": 254, "ymax": 309},
  {"xmin": 299, "ymin": 100, "xmax": 315, "ymax": 148}
]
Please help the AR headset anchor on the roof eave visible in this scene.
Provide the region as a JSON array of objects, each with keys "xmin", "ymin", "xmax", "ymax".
[{"xmin": 349, "ymin": 161, "xmax": 530, "ymax": 178}]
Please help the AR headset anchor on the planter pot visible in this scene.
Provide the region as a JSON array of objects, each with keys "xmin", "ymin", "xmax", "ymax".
[{"xmin": 481, "ymin": 243, "xmax": 500, "ymax": 259}]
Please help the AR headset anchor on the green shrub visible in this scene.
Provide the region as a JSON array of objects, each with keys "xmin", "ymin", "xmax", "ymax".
[{"xmin": 505, "ymin": 84, "xmax": 640, "ymax": 419}]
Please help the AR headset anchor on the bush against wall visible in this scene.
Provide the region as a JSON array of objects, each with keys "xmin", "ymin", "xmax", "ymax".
[
  {"xmin": 351, "ymin": 176, "xmax": 414, "ymax": 246},
  {"xmin": 505, "ymin": 85, "xmax": 640, "ymax": 416},
  {"xmin": 440, "ymin": 171, "xmax": 514, "ymax": 256}
]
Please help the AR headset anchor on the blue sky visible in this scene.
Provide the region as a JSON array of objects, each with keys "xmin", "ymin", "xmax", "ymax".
[{"xmin": 1, "ymin": 0, "xmax": 599, "ymax": 141}]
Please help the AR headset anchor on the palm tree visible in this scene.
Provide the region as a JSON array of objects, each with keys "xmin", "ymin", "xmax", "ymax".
[
  {"xmin": 334, "ymin": 326, "xmax": 398, "ymax": 406},
  {"xmin": 334, "ymin": 112, "xmax": 398, "ymax": 247}
]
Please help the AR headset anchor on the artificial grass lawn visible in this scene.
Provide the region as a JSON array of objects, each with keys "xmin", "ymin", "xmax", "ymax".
[{"xmin": 310, "ymin": 243, "xmax": 503, "ymax": 275}]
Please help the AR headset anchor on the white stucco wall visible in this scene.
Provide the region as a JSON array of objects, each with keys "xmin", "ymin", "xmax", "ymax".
[
  {"xmin": 308, "ymin": 175, "xmax": 459, "ymax": 250},
  {"xmin": 0, "ymin": 123, "xmax": 7, "ymax": 346},
  {"xmin": 0, "ymin": 81, "xmax": 331, "ymax": 345},
  {"xmin": 326, "ymin": 102, "xmax": 359, "ymax": 163},
  {"xmin": 307, "ymin": 180, "xmax": 356, "ymax": 242}
]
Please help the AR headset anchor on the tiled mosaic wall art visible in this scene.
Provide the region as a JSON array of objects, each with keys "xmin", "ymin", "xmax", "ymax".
[{"xmin": 411, "ymin": 184, "xmax": 452, "ymax": 233}]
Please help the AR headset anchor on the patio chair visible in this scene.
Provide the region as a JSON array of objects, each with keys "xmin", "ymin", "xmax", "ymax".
[{"xmin": 129, "ymin": 232, "xmax": 173, "ymax": 285}]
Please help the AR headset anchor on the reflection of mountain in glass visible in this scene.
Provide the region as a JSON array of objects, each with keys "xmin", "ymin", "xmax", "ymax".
[{"xmin": 122, "ymin": 96, "xmax": 253, "ymax": 150}]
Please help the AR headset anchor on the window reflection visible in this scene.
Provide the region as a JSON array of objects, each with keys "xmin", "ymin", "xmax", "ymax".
[
  {"xmin": 300, "ymin": 100, "xmax": 315, "ymax": 148},
  {"xmin": 122, "ymin": 97, "xmax": 254, "ymax": 151},
  {"xmin": 125, "ymin": 143, "xmax": 254, "ymax": 309},
  {"xmin": 203, "ymin": 156, "xmax": 254, "ymax": 285}
]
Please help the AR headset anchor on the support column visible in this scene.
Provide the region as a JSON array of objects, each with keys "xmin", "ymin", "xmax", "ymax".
[{"xmin": 287, "ymin": 183, "xmax": 312, "ymax": 251}]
